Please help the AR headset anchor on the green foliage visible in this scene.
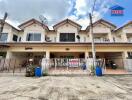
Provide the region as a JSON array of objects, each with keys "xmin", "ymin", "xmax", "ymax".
[{"xmin": 25, "ymin": 64, "xmax": 36, "ymax": 77}]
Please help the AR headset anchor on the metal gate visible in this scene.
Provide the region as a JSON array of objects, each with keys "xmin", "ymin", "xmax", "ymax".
[{"xmin": 0, "ymin": 58, "xmax": 27, "ymax": 74}]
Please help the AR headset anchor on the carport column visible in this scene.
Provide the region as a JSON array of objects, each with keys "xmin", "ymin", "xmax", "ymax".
[
  {"xmin": 46, "ymin": 51, "xmax": 50, "ymax": 59},
  {"xmin": 6, "ymin": 51, "xmax": 13, "ymax": 59},
  {"xmin": 123, "ymin": 51, "xmax": 128, "ymax": 59},
  {"xmin": 85, "ymin": 52, "xmax": 89, "ymax": 59}
]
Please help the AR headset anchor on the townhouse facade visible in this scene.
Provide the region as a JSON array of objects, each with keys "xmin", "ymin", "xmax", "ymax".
[{"xmin": 0, "ymin": 18, "xmax": 132, "ymax": 69}]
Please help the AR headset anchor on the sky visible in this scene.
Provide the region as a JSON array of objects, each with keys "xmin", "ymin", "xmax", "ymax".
[{"xmin": 0, "ymin": 0, "xmax": 132, "ymax": 29}]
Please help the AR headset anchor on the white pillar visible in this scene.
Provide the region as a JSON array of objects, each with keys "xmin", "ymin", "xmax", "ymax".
[
  {"xmin": 85, "ymin": 52, "xmax": 89, "ymax": 59},
  {"xmin": 123, "ymin": 51, "xmax": 128, "ymax": 59},
  {"xmin": 46, "ymin": 51, "xmax": 50, "ymax": 59},
  {"xmin": 6, "ymin": 51, "xmax": 12, "ymax": 59}
]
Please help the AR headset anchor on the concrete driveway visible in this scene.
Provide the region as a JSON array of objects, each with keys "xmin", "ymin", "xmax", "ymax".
[{"xmin": 0, "ymin": 75, "xmax": 132, "ymax": 100}]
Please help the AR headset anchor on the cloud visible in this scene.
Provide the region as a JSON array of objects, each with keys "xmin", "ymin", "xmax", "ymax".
[
  {"xmin": 0, "ymin": 0, "xmax": 73, "ymax": 25},
  {"xmin": 0, "ymin": 0, "xmax": 112, "ymax": 29},
  {"xmin": 68, "ymin": 0, "xmax": 112, "ymax": 29}
]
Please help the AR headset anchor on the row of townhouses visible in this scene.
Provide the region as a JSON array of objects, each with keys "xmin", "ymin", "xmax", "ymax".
[{"xmin": 0, "ymin": 18, "xmax": 132, "ymax": 70}]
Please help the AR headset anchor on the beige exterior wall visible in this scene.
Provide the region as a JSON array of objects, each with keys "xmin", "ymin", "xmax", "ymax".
[
  {"xmin": 56, "ymin": 23, "xmax": 79, "ymax": 42},
  {"xmin": 116, "ymin": 24, "xmax": 132, "ymax": 42},
  {"xmin": 2, "ymin": 19, "xmax": 132, "ymax": 44},
  {"xmin": 0, "ymin": 19, "xmax": 132, "ymax": 63},
  {"xmin": 0, "ymin": 23, "xmax": 19, "ymax": 42},
  {"xmin": 93, "ymin": 24, "xmax": 111, "ymax": 33},
  {"xmin": 79, "ymin": 32, "xmax": 90, "ymax": 42},
  {"xmin": 87, "ymin": 23, "xmax": 114, "ymax": 42},
  {"xmin": 21, "ymin": 23, "xmax": 46, "ymax": 42},
  {"xmin": 47, "ymin": 31, "xmax": 57, "ymax": 42}
]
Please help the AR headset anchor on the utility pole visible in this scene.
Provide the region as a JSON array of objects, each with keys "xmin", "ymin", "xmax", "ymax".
[
  {"xmin": 89, "ymin": 13, "xmax": 96, "ymax": 72},
  {"xmin": 0, "ymin": 12, "xmax": 8, "ymax": 39}
]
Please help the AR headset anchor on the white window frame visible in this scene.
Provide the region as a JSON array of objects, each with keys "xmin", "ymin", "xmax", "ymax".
[{"xmin": 26, "ymin": 33, "xmax": 41, "ymax": 42}]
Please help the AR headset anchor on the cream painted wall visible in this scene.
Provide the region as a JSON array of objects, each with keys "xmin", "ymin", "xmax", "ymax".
[
  {"xmin": 87, "ymin": 23, "xmax": 114, "ymax": 42},
  {"xmin": 0, "ymin": 23, "xmax": 16, "ymax": 42},
  {"xmin": 79, "ymin": 31, "xmax": 90, "ymax": 42},
  {"xmin": 21, "ymin": 23, "xmax": 46, "ymax": 42},
  {"xmin": 2, "ymin": 20, "xmax": 132, "ymax": 43},
  {"xmin": 93, "ymin": 24, "xmax": 111, "ymax": 33},
  {"xmin": 56, "ymin": 23, "xmax": 79, "ymax": 42},
  {"xmin": 0, "ymin": 23, "xmax": 19, "ymax": 42},
  {"xmin": 47, "ymin": 32, "xmax": 57, "ymax": 42}
]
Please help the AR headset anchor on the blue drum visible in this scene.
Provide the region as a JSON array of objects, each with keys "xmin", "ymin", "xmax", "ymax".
[
  {"xmin": 35, "ymin": 67, "xmax": 42, "ymax": 77},
  {"xmin": 96, "ymin": 66, "xmax": 102, "ymax": 76}
]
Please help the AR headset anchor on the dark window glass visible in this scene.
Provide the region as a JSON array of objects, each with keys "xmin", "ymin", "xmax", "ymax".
[
  {"xmin": 60, "ymin": 33, "xmax": 75, "ymax": 42},
  {"xmin": 19, "ymin": 37, "xmax": 21, "ymax": 42},
  {"xmin": 34, "ymin": 34, "xmax": 41, "ymax": 41},
  {"xmin": 26, "ymin": 33, "xmax": 41, "ymax": 41},
  {"xmin": 13, "ymin": 34, "xmax": 18, "ymax": 41},
  {"xmin": 0, "ymin": 33, "xmax": 8, "ymax": 42},
  {"xmin": 128, "ymin": 52, "xmax": 132, "ymax": 58}
]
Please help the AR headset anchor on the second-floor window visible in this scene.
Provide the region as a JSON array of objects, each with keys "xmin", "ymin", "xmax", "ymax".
[
  {"xmin": 26, "ymin": 33, "xmax": 41, "ymax": 41},
  {"xmin": 60, "ymin": 33, "xmax": 75, "ymax": 42},
  {"xmin": 0, "ymin": 33, "xmax": 8, "ymax": 42}
]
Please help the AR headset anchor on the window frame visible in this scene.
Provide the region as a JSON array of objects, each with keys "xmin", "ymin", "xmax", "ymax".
[
  {"xmin": 26, "ymin": 33, "xmax": 41, "ymax": 41},
  {"xmin": 0, "ymin": 33, "xmax": 8, "ymax": 42},
  {"xmin": 60, "ymin": 33, "xmax": 75, "ymax": 42}
]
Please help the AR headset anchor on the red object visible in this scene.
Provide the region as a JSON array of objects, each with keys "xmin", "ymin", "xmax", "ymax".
[{"xmin": 111, "ymin": 10, "xmax": 123, "ymax": 14}]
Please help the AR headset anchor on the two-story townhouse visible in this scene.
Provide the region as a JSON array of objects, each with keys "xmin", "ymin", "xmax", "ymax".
[
  {"xmin": 114, "ymin": 21, "xmax": 132, "ymax": 59},
  {"xmin": 0, "ymin": 18, "xmax": 132, "ymax": 70},
  {"xmin": 0, "ymin": 19, "xmax": 19, "ymax": 58}
]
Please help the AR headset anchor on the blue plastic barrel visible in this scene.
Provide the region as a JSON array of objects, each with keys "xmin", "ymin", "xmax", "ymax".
[
  {"xmin": 95, "ymin": 66, "xmax": 102, "ymax": 76},
  {"xmin": 35, "ymin": 67, "xmax": 42, "ymax": 77}
]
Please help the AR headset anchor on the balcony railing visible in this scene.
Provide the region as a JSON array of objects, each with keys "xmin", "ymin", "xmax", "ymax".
[
  {"xmin": 94, "ymin": 38, "xmax": 110, "ymax": 43},
  {"xmin": 128, "ymin": 39, "xmax": 132, "ymax": 43}
]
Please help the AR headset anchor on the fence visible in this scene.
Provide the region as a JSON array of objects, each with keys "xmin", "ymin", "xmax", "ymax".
[
  {"xmin": 49, "ymin": 58, "xmax": 85, "ymax": 69},
  {"xmin": 43, "ymin": 58, "xmax": 106, "ymax": 71},
  {"xmin": 0, "ymin": 58, "xmax": 107, "ymax": 72},
  {"xmin": 124, "ymin": 59, "xmax": 132, "ymax": 71},
  {"xmin": 0, "ymin": 58, "xmax": 131, "ymax": 74},
  {"xmin": 0, "ymin": 58, "xmax": 27, "ymax": 73}
]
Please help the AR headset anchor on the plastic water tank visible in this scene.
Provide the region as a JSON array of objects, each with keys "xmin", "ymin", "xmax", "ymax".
[
  {"xmin": 35, "ymin": 67, "xmax": 42, "ymax": 77},
  {"xmin": 96, "ymin": 66, "xmax": 102, "ymax": 76}
]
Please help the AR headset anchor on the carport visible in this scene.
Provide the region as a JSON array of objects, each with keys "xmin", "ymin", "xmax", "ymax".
[
  {"xmin": 89, "ymin": 52, "xmax": 124, "ymax": 70},
  {"xmin": 11, "ymin": 52, "xmax": 46, "ymax": 66}
]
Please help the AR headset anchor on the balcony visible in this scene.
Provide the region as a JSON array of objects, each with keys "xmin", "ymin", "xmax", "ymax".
[
  {"xmin": 128, "ymin": 39, "xmax": 132, "ymax": 43},
  {"xmin": 94, "ymin": 38, "xmax": 110, "ymax": 43}
]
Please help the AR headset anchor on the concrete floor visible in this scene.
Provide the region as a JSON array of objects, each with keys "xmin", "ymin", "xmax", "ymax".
[{"xmin": 0, "ymin": 75, "xmax": 132, "ymax": 100}]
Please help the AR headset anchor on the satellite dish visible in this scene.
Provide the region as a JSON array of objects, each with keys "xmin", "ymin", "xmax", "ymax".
[{"xmin": 39, "ymin": 15, "xmax": 48, "ymax": 25}]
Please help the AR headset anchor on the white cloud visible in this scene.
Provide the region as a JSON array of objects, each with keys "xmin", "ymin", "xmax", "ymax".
[
  {"xmin": 0, "ymin": 0, "xmax": 72, "ymax": 25},
  {"xmin": 68, "ymin": 0, "xmax": 112, "ymax": 29},
  {"xmin": 0, "ymin": 0, "xmax": 112, "ymax": 29},
  {"xmin": 75, "ymin": 0, "xmax": 87, "ymax": 15}
]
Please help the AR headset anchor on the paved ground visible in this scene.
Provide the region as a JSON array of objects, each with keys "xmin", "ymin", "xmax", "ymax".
[{"xmin": 0, "ymin": 75, "xmax": 132, "ymax": 100}]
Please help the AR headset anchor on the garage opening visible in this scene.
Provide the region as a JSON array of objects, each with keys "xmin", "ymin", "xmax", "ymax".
[
  {"xmin": 89, "ymin": 52, "xmax": 124, "ymax": 70},
  {"xmin": 0, "ymin": 52, "xmax": 6, "ymax": 58}
]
